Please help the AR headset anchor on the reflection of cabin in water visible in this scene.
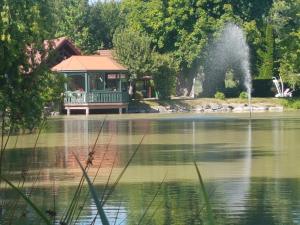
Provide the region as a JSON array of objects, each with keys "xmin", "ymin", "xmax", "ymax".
[
  {"xmin": 58, "ymin": 119, "xmax": 121, "ymax": 171},
  {"xmin": 52, "ymin": 55, "xmax": 129, "ymax": 115}
]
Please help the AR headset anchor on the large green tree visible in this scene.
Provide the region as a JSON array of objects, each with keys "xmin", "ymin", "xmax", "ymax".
[
  {"xmin": 113, "ymin": 28, "xmax": 176, "ymax": 99},
  {"xmin": 258, "ymin": 24, "xmax": 275, "ymax": 79},
  {"xmin": 54, "ymin": 0, "xmax": 92, "ymax": 53},
  {"xmin": 54, "ymin": 0, "xmax": 125, "ymax": 53},
  {"xmin": 89, "ymin": 1, "xmax": 124, "ymax": 50},
  {"xmin": 121, "ymin": 0, "xmax": 217, "ymax": 69},
  {"xmin": 0, "ymin": 0, "xmax": 58, "ymax": 129},
  {"xmin": 113, "ymin": 28, "xmax": 154, "ymax": 79},
  {"xmin": 269, "ymin": 0, "xmax": 300, "ymax": 89},
  {"xmin": 120, "ymin": 0, "xmax": 223, "ymax": 96}
]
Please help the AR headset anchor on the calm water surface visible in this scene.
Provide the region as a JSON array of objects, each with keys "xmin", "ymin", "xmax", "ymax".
[{"xmin": 1, "ymin": 112, "xmax": 300, "ymax": 225}]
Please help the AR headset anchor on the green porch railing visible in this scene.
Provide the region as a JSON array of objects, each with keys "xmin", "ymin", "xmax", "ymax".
[{"xmin": 64, "ymin": 91, "xmax": 129, "ymax": 104}]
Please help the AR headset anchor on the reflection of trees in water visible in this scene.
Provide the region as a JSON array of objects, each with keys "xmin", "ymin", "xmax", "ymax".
[
  {"xmin": 3, "ymin": 116, "xmax": 300, "ymax": 224},
  {"xmin": 114, "ymin": 180, "xmax": 300, "ymax": 224},
  {"xmin": 1, "ymin": 185, "xmax": 90, "ymax": 225},
  {"xmin": 7, "ymin": 179, "xmax": 300, "ymax": 224},
  {"xmin": 119, "ymin": 182, "xmax": 228, "ymax": 225},
  {"xmin": 237, "ymin": 178, "xmax": 300, "ymax": 225}
]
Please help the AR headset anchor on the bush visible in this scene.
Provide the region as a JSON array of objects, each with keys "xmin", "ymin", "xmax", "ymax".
[
  {"xmin": 281, "ymin": 98, "xmax": 300, "ymax": 109},
  {"xmin": 214, "ymin": 91, "xmax": 225, "ymax": 100},
  {"xmin": 292, "ymin": 101, "xmax": 300, "ymax": 109},
  {"xmin": 152, "ymin": 54, "xmax": 176, "ymax": 100},
  {"xmin": 133, "ymin": 91, "xmax": 144, "ymax": 101},
  {"xmin": 239, "ymin": 91, "xmax": 248, "ymax": 99}
]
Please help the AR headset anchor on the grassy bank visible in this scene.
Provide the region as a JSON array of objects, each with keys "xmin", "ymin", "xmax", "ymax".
[{"xmin": 280, "ymin": 98, "xmax": 300, "ymax": 109}]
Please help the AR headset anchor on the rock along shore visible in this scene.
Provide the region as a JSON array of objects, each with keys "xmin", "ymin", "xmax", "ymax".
[{"xmin": 128, "ymin": 98, "xmax": 285, "ymax": 114}]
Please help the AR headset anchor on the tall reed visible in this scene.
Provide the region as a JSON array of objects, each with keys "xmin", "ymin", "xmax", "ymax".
[{"xmin": 194, "ymin": 161, "xmax": 216, "ymax": 225}]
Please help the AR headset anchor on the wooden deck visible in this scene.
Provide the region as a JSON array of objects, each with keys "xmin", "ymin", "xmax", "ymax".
[{"xmin": 64, "ymin": 91, "xmax": 129, "ymax": 115}]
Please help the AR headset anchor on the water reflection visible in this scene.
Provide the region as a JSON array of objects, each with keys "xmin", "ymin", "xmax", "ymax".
[{"xmin": 1, "ymin": 113, "xmax": 300, "ymax": 224}]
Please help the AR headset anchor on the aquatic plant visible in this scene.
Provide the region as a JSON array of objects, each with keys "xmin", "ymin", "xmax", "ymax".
[
  {"xmin": 74, "ymin": 154, "xmax": 110, "ymax": 225},
  {"xmin": 0, "ymin": 175, "xmax": 52, "ymax": 225},
  {"xmin": 194, "ymin": 161, "xmax": 216, "ymax": 225}
]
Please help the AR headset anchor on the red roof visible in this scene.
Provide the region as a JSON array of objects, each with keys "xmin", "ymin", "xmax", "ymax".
[
  {"xmin": 25, "ymin": 37, "xmax": 81, "ymax": 72},
  {"xmin": 44, "ymin": 37, "xmax": 81, "ymax": 55},
  {"xmin": 51, "ymin": 55, "xmax": 127, "ymax": 72}
]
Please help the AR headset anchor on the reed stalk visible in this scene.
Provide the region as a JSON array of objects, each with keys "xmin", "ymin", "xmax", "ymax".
[
  {"xmin": 194, "ymin": 161, "xmax": 216, "ymax": 225},
  {"xmin": 113, "ymin": 200, "xmax": 123, "ymax": 225},
  {"xmin": 102, "ymin": 135, "xmax": 146, "ymax": 206},
  {"xmin": 90, "ymin": 150, "xmax": 118, "ymax": 225},
  {"xmin": 74, "ymin": 154, "xmax": 110, "ymax": 225},
  {"xmin": 137, "ymin": 174, "xmax": 166, "ymax": 225},
  {"xmin": 0, "ymin": 175, "xmax": 52, "ymax": 225},
  {"xmin": 60, "ymin": 120, "xmax": 106, "ymax": 225},
  {"xmin": 74, "ymin": 134, "xmax": 114, "ymax": 225}
]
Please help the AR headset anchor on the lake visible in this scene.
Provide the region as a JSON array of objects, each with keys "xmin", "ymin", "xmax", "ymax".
[{"xmin": 1, "ymin": 112, "xmax": 300, "ymax": 225}]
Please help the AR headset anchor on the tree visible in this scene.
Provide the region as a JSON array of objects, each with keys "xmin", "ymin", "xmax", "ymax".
[
  {"xmin": 120, "ymin": 0, "xmax": 226, "ymax": 96},
  {"xmin": 258, "ymin": 24, "xmax": 274, "ymax": 79},
  {"xmin": 113, "ymin": 28, "xmax": 154, "ymax": 79},
  {"xmin": 121, "ymin": 0, "xmax": 215, "ymax": 69},
  {"xmin": 89, "ymin": 1, "xmax": 124, "ymax": 50},
  {"xmin": 0, "ymin": 0, "xmax": 58, "ymax": 129},
  {"xmin": 152, "ymin": 53, "xmax": 177, "ymax": 100},
  {"xmin": 113, "ymin": 28, "xmax": 176, "ymax": 100},
  {"xmin": 54, "ymin": 0, "xmax": 92, "ymax": 53},
  {"xmin": 120, "ymin": 0, "xmax": 269, "ymax": 95},
  {"xmin": 269, "ymin": 0, "xmax": 300, "ymax": 88}
]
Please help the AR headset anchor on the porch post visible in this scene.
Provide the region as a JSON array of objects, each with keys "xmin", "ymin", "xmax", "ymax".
[
  {"xmin": 103, "ymin": 73, "xmax": 106, "ymax": 91},
  {"xmin": 84, "ymin": 72, "xmax": 88, "ymax": 103},
  {"xmin": 119, "ymin": 74, "xmax": 122, "ymax": 91},
  {"xmin": 64, "ymin": 73, "xmax": 68, "ymax": 91},
  {"xmin": 85, "ymin": 72, "xmax": 88, "ymax": 92}
]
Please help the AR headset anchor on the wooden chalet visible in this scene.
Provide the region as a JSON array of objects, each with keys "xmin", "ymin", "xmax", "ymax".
[{"xmin": 52, "ymin": 55, "xmax": 129, "ymax": 115}]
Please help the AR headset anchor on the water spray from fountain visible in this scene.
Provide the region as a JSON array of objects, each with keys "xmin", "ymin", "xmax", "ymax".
[{"xmin": 204, "ymin": 23, "xmax": 252, "ymax": 117}]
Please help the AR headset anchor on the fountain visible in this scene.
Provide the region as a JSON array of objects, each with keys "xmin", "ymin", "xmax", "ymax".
[
  {"xmin": 272, "ymin": 76, "xmax": 292, "ymax": 97},
  {"xmin": 203, "ymin": 23, "xmax": 252, "ymax": 115}
]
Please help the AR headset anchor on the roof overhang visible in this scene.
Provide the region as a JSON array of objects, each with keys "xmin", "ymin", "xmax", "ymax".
[
  {"xmin": 51, "ymin": 55, "xmax": 128, "ymax": 72},
  {"xmin": 58, "ymin": 70, "xmax": 128, "ymax": 73}
]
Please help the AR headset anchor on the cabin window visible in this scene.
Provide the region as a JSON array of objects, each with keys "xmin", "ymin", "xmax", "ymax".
[
  {"xmin": 105, "ymin": 74, "xmax": 119, "ymax": 91},
  {"xmin": 67, "ymin": 74, "xmax": 85, "ymax": 91},
  {"xmin": 89, "ymin": 73, "xmax": 105, "ymax": 91}
]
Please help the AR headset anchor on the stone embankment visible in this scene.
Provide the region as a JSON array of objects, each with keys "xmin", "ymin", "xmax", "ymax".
[
  {"xmin": 153, "ymin": 104, "xmax": 283, "ymax": 113},
  {"xmin": 128, "ymin": 99, "xmax": 284, "ymax": 113}
]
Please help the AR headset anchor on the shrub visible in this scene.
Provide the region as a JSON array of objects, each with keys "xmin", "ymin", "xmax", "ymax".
[
  {"xmin": 239, "ymin": 91, "xmax": 248, "ymax": 99},
  {"xmin": 152, "ymin": 54, "xmax": 176, "ymax": 100},
  {"xmin": 214, "ymin": 91, "xmax": 225, "ymax": 100},
  {"xmin": 134, "ymin": 91, "xmax": 144, "ymax": 101},
  {"xmin": 282, "ymin": 98, "xmax": 300, "ymax": 109},
  {"xmin": 292, "ymin": 101, "xmax": 300, "ymax": 109}
]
